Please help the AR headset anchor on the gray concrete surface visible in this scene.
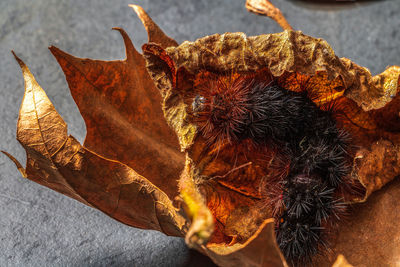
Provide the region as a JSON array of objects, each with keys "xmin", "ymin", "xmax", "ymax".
[{"xmin": 0, "ymin": 0, "xmax": 399, "ymax": 266}]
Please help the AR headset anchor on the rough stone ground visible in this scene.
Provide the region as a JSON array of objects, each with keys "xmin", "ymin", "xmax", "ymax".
[{"xmin": 0, "ymin": 0, "xmax": 399, "ymax": 266}]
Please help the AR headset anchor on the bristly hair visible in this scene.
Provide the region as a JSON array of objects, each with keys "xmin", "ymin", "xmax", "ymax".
[
  {"xmin": 190, "ymin": 72, "xmax": 353, "ymax": 266},
  {"xmin": 191, "ymin": 75, "xmax": 252, "ymax": 148}
]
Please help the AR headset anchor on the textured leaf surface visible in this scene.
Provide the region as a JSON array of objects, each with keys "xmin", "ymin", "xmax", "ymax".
[
  {"xmin": 6, "ymin": 4, "xmax": 400, "ymax": 267},
  {"xmin": 6, "ymin": 53, "xmax": 186, "ymax": 237},
  {"xmin": 144, "ymin": 30, "xmax": 400, "ymax": 266},
  {"xmin": 315, "ymin": 178, "xmax": 400, "ymax": 266},
  {"xmin": 49, "ymin": 28, "xmax": 184, "ymax": 199}
]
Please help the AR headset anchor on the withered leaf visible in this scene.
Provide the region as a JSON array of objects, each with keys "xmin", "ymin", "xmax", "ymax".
[
  {"xmin": 202, "ymin": 219, "xmax": 287, "ymax": 267},
  {"xmin": 130, "ymin": 4, "xmax": 178, "ymax": 49},
  {"xmin": 315, "ymin": 178, "xmax": 400, "ymax": 266},
  {"xmin": 5, "ymin": 52, "xmax": 186, "ymax": 237},
  {"xmin": 147, "ymin": 30, "xmax": 400, "ymax": 200},
  {"xmin": 245, "ymin": 0, "xmax": 293, "ymax": 31},
  {"xmin": 178, "ymin": 157, "xmax": 286, "ymax": 266},
  {"xmin": 144, "ymin": 29, "xmax": 400, "ymax": 266},
  {"xmin": 6, "ymin": 4, "xmax": 400, "ymax": 267},
  {"xmin": 49, "ymin": 28, "xmax": 184, "ymax": 199}
]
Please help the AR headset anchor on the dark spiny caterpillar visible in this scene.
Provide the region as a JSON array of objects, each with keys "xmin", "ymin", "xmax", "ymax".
[{"xmin": 190, "ymin": 73, "xmax": 352, "ymax": 266}]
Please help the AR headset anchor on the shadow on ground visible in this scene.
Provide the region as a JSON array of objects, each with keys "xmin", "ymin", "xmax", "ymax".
[{"xmin": 288, "ymin": 0, "xmax": 385, "ymax": 11}]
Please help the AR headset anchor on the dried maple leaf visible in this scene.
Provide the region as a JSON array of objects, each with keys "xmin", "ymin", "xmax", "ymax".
[
  {"xmin": 143, "ymin": 28, "xmax": 400, "ymax": 265},
  {"xmin": 142, "ymin": 2, "xmax": 400, "ymax": 266},
  {"xmin": 4, "ymin": 2, "xmax": 400, "ymax": 267},
  {"xmin": 6, "ymin": 51, "xmax": 186, "ymax": 236},
  {"xmin": 49, "ymin": 27, "xmax": 184, "ymax": 199}
]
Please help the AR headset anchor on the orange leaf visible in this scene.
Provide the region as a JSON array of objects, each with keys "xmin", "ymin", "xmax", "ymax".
[
  {"xmin": 5, "ymin": 53, "xmax": 186, "ymax": 236},
  {"xmin": 315, "ymin": 178, "xmax": 400, "ymax": 266},
  {"xmin": 144, "ymin": 29, "xmax": 400, "ymax": 266},
  {"xmin": 245, "ymin": 0, "xmax": 293, "ymax": 31},
  {"xmin": 203, "ymin": 219, "xmax": 288, "ymax": 267},
  {"xmin": 49, "ymin": 28, "xmax": 184, "ymax": 199},
  {"xmin": 6, "ymin": 4, "xmax": 400, "ymax": 267},
  {"xmin": 130, "ymin": 4, "xmax": 178, "ymax": 49}
]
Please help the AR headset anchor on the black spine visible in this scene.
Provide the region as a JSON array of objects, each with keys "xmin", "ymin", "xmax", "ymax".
[
  {"xmin": 193, "ymin": 77, "xmax": 351, "ymax": 266},
  {"xmin": 243, "ymin": 81, "xmax": 350, "ymax": 266}
]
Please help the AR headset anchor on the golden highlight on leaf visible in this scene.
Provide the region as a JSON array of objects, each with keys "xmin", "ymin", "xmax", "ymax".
[
  {"xmin": 7, "ymin": 53, "xmax": 186, "ymax": 237},
  {"xmin": 13, "ymin": 51, "xmax": 68, "ymax": 161},
  {"xmin": 130, "ymin": 4, "xmax": 178, "ymax": 49},
  {"xmin": 6, "ymin": 4, "xmax": 400, "ymax": 267},
  {"xmin": 179, "ymin": 157, "xmax": 214, "ymax": 246},
  {"xmin": 245, "ymin": 0, "xmax": 293, "ymax": 31},
  {"xmin": 144, "ymin": 26, "xmax": 400, "ymax": 266},
  {"xmin": 203, "ymin": 219, "xmax": 288, "ymax": 267},
  {"xmin": 164, "ymin": 31, "xmax": 352, "ymax": 86},
  {"xmin": 341, "ymin": 58, "xmax": 400, "ymax": 111},
  {"xmin": 331, "ymin": 255, "xmax": 353, "ymax": 267}
]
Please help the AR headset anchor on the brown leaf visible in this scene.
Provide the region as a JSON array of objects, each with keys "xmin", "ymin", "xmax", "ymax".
[
  {"xmin": 315, "ymin": 178, "xmax": 400, "ymax": 266},
  {"xmin": 5, "ymin": 53, "xmax": 186, "ymax": 236},
  {"xmin": 7, "ymin": 4, "xmax": 400, "ymax": 267},
  {"xmin": 163, "ymin": 31, "xmax": 352, "ymax": 88},
  {"xmin": 130, "ymin": 4, "xmax": 178, "ymax": 49},
  {"xmin": 143, "ymin": 29, "xmax": 400, "ymax": 266},
  {"xmin": 178, "ymin": 160, "xmax": 287, "ymax": 266},
  {"xmin": 49, "ymin": 28, "xmax": 184, "ymax": 199},
  {"xmin": 351, "ymin": 140, "xmax": 400, "ymax": 202},
  {"xmin": 245, "ymin": 0, "xmax": 293, "ymax": 31},
  {"xmin": 201, "ymin": 219, "xmax": 288, "ymax": 267},
  {"xmin": 146, "ymin": 30, "xmax": 400, "ymax": 199}
]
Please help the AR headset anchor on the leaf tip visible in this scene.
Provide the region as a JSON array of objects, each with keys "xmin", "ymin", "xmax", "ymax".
[
  {"xmin": 48, "ymin": 45, "xmax": 60, "ymax": 55},
  {"xmin": 129, "ymin": 4, "xmax": 178, "ymax": 48},
  {"xmin": 128, "ymin": 4, "xmax": 140, "ymax": 12},
  {"xmin": 11, "ymin": 51, "xmax": 41, "ymax": 93},
  {"xmin": 128, "ymin": 4, "xmax": 146, "ymax": 17},
  {"xmin": 11, "ymin": 50, "xmax": 18, "ymax": 59},
  {"xmin": 11, "ymin": 51, "xmax": 29, "ymax": 74},
  {"xmin": 1, "ymin": 150, "xmax": 27, "ymax": 178},
  {"xmin": 245, "ymin": 0, "xmax": 293, "ymax": 31},
  {"xmin": 48, "ymin": 46, "xmax": 70, "ymax": 65},
  {"xmin": 111, "ymin": 27, "xmax": 138, "ymax": 61}
]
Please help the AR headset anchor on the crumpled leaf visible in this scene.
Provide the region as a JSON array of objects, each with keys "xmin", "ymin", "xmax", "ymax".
[
  {"xmin": 4, "ymin": 52, "xmax": 186, "ymax": 237},
  {"xmin": 49, "ymin": 28, "xmax": 184, "ymax": 199},
  {"xmin": 200, "ymin": 219, "xmax": 288, "ymax": 267},
  {"xmin": 143, "ymin": 28, "xmax": 400, "ymax": 266},
  {"xmin": 146, "ymin": 29, "xmax": 400, "ymax": 197},
  {"xmin": 5, "ymin": 4, "xmax": 400, "ymax": 267}
]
